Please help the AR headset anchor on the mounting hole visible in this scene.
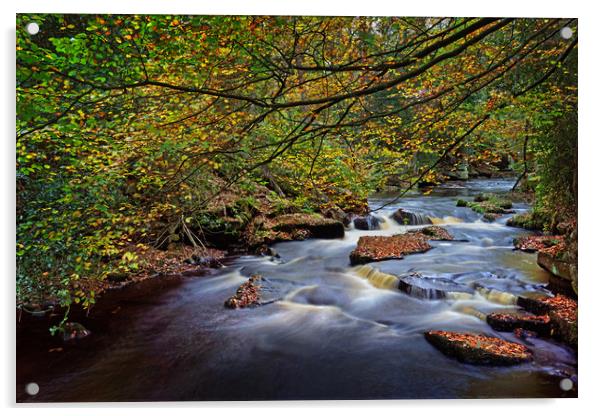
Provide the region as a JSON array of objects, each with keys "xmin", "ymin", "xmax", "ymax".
[
  {"xmin": 560, "ymin": 27, "xmax": 573, "ymax": 40},
  {"xmin": 26, "ymin": 22, "xmax": 40, "ymax": 35},
  {"xmin": 25, "ymin": 382, "xmax": 39, "ymax": 396},
  {"xmin": 559, "ymin": 378, "xmax": 574, "ymax": 391}
]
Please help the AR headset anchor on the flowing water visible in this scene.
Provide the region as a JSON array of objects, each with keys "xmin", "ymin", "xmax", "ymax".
[{"xmin": 18, "ymin": 179, "xmax": 577, "ymax": 401}]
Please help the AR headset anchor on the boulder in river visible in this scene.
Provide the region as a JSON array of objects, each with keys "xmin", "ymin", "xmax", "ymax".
[
  {"xmin": 255, "ymin": 244, "xmax": 280, "ymax": 258},
  {"xmin": 349, "ymin": 233, "xmax": 432, "ymax": 265},
  {"xmin": 225, "ymin": 274, "xmax": 262, "ymax": 309},
  {"xmin": 391, "ymin": 209, "xmax": 432, "ymax": 225},
  {"xmin": 398, "ymin": 273, "xmax": 473, "ymax": 300},
  {"xmin": 513, "ymin": 235, "xmax": 564, "ymax": 253},
  {"xmin": 482, "ymin": 213, "xmax": 501, "ymax": 222},
  {"xmin": 513, "ymin": 328, "xmax": 539, "ymax": 342},
  {"xmin": 408, "ymin": 225, "xmax": 454, "ymax": 241},
  {"xmin": 517, "ymin": 294, "xmax": 577, "ymax": 347},
  {"xmin": 506, "ymin": 211, "xmax": 547, "ymax": 231},
  {"xmin": 486, "ymin": 312, "xmax": 551, "ymax": 336},
  {"xmin": 353, "ymin": 214, "xmax": 382, "ymax": 230},
  {"xmin": 424, "ymin": 330, "xmax": 532, "ymax": 365},
  {"xmin": 537, "ymin": 251, "xmax": 572, "ymax": 281}
]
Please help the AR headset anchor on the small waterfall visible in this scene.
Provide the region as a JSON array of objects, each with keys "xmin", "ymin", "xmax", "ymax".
[
  {"xmin": 411, "ymin": 213, "xmax": 433, "ymax": 225},
  {"xmin": 391, "ymin": 209, "xmax": 433, "ymax": 226},
  {"xmin": 379, "ymin": 216, "xmax": 393, "ymax": 230},
  {"xmin": 353, "ymin": 214, "xmax": 383, "ymax": 230},
  {"xmin": 453, "ymin": 305, "xmax": 488, "ymax": 321},
  {"xmin": 446, "ymin": 292, "xmax": 474, "ymax": 301},
  {"xmin": 474, "ymin": 284, "xmax": 517, "ymax": 305},
  {"xmin": 398, "ymin": 275, "xmax": 474, "ymax": 300},
  {"xmin": 353, "ymin": 265, "xmax": 399, "ymax": 290},
  {"xmin": 398, "ymin": 280, "xmax": 447, "ymax": 300},
  {"xmin": 429, "ymin": 216, "xmax": 464, "ymax": 225}
]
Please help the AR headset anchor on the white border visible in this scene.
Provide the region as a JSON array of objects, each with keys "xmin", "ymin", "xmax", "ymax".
[{"xmin": 3, "ymin": 1, "xmax": 601, "ymax": 415}]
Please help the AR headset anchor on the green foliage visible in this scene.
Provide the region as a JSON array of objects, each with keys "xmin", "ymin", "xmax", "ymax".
[{"xmin": 15, "ymin": 14, "xmax": 577, "ymax": 317}]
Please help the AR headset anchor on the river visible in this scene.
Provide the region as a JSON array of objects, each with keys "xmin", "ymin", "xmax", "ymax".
[{"xmin": 17, "ymin": 178, "xmax": 577, "ymax": 401}]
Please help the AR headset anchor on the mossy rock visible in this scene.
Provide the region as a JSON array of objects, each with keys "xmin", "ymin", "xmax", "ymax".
[
  {"xmin": 473, "ymin": 193, "xmax": 491, "ymax": 202},
  {"xmin": 482, "ymin": 213, "xmax": 501, "ymax": 222},
  {"xmin": 456, "ymin": 199, "xmax": 468, "ymax": 207},
  {"xmin": 506, "ymin": 211, "xmax": 547, "ymax": 231}
]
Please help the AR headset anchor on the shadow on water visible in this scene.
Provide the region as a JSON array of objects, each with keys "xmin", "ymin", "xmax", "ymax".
[{"xmin": 17, "ymin": 179, "xmax": 577, "ymax": 402}]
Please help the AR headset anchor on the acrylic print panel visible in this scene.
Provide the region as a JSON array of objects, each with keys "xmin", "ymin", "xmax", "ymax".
[{"xmin": 16, "ymin": 14, "xmax": 578, "ymax": 401}]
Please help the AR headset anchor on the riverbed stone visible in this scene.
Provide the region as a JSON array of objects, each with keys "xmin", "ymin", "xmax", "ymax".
[
  {"xmin": 398, "ymin": 273, "xmax": 473, "ymax": 300},
  {"xmin": 391, "ymin": 209, "xmax": 432, "ymax": 225},
  {"xmin": 353, "ymin": 214, "xmax": 382, "ymax": 230},
  {"xmin": 537, "ymin": 251, "xmax": 573, "ymax": 281},
  {"xmin": 486, "ymin": 312, "xmax": 551, "ymax": 335},
  {"xmin": 513, "ymin": 328, "xmax": 539, "ymax": 341},
  {"xmin": 506, "ymin": 211, "xmax": 546, "ymax": 231},
  {"xmin": 424, "ymin": 330, "xmax": 532, "ymax": 365},
  {"xmin": 349, "ymin": 234, "xmax": 432, "ymax": 265},
  {"xmin": 482, "ymin": 213, "xmax": 501, "ymax": 222},
  {"xmin": 224, "ymin": 274, "xmax": 263, "ymax": 309},
  {"xmin": 408, "ymin": 225, "xmax": 454, "ymax": 241},
  {"xmin": 517, "ymin": 294, "xmax": 577, "ymax": 347},
  {"xmin": 513, "ymin": 235, "xmax": 564, "ymax": 253}
]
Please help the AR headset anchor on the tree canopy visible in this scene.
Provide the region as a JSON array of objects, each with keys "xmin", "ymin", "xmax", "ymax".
[{"xmin": 16, "ymin": 15, "xmax": 577, "ymax": 311}]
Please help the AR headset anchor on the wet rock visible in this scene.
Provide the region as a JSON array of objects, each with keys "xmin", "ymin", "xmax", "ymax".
[
  {"xmin": 517, "ymin": 294, "xmax": 554, "ymax": 315},
  {"xmin": 424, "ymin": 330, "xmax": 532, "ymax": 365},
  {"xmin": 353, "ymin": 214, "xmax": 382, "ymax": 230},
  {"xmin": 550, "ymin": 308, "xmax": 578, "ymax": 348},
  {"xmin": 255, "ymin": 245, "xmax": 280, "ymax": 258},
  {"xmin": 517, "ymin": 294, "xmax": 577, "ymax": 347},
  {"xmin": 513, "ymin": 235, "xmax": 564, "ymax": 253},
  {"xmin": 537, "ymin": 251, "xmax": 573, "ymax": 281},
  {"xmin": 391, "ymin": 209, "xmax": 432, "ymax": 226},
  {"xmin": 224, "ymin": 274, "xmax": 263, "ymax": 309},
  {"xmin": 462, "ymin": 194, "xmax": 513, "ymax": 214},
  {"xmin": 61, "ymin": 322, "xmax": 92, "ymax": 344},
  {"xmin": 349, "ymin": 233, "xmax": 432, "ymax": 265},
  {"xmin": 398, "ymin": 273, "xmax": 473, "ymax": 300},
  {"xmin": 482, "ymin": 213, "xmax": 501, "ymax": 222},
  {"xmin": 486, "ymin": 312, "xmax": 551, "ymax": 336},
  {"xmin": 513, "ymin": 328, "xmax": 538, "ymax": 341},
  {"xmin": 506, "ymin": 211, "xmax": 546, "ymax": 231},
  {"xmin": 408, "ymin": 225, "xmax": 454, "ymax": 241}
]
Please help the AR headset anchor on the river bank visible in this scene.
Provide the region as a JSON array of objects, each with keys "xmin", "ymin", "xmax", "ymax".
[{"xmin": 17, "ymin": 178, "xmax": 577, "ymax": 401}]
